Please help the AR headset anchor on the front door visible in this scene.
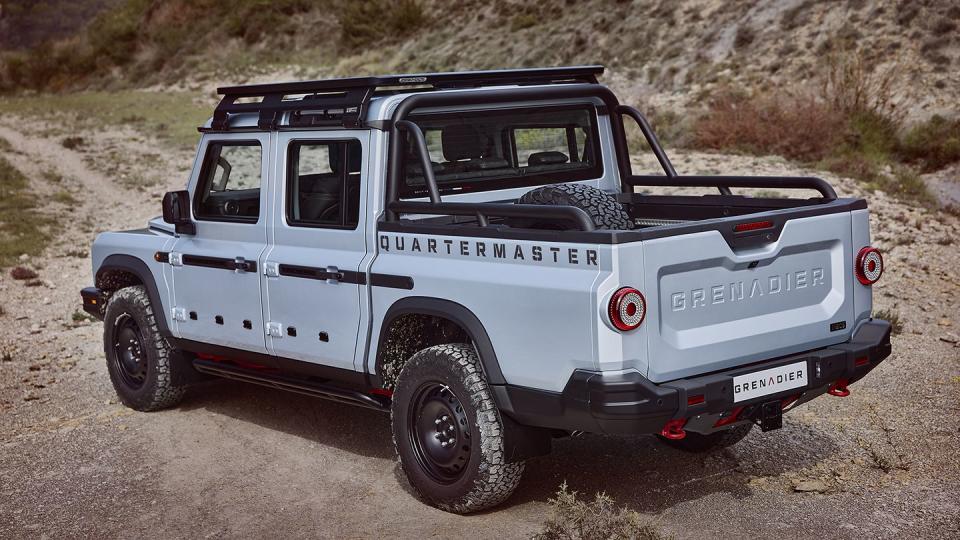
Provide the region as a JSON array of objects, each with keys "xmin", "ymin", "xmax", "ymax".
[
  {"xmin": 262, "ymin": 131, "xmax": 369, "ymax": 371},
  {"xmin": 170, "ymin": 133, "xmax": 271, "ymax": 354}
]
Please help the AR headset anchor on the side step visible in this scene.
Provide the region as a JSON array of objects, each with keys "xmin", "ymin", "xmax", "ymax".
[{"xmin": 192, "ymin": 359, "xmax": 390, "ymax": 412}]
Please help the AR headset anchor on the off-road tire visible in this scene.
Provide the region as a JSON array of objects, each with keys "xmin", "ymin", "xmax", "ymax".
[
  {"xmin": 104, "ymin": 285, "xmax": 187, "ymax": 411},
  {"xmin": 391, "ymin": 343, "xmax": 524, "ymax": 513},
  {"xmin": 658, "ymin": 423, "xmax": 753, "ymax": 452},
  {"xmin": 518, "ymin": 183, "xmax": 632, "ymax": 230}
]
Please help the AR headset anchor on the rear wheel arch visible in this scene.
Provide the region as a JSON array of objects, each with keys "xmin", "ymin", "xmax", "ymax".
[
  {"xmin": 374, "ymin": 297, "xmax": 505, "ymax": 390},
  {"xmin": 96, "ymin": 254, "xmax": 171, "ymax": 336}
]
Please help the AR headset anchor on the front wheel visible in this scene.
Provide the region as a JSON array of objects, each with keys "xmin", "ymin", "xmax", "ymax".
[
  {"xmin": 391, "ymin": 343, "xmax": 524, "ymax": 513},
  {"xmin": 103, "ymin": 286, "xmax": 187, "ymax": 411}
]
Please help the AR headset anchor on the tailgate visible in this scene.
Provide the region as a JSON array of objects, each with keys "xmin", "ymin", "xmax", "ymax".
[{"xmin": 641, "ymin": 210, "xmax": 854, "ymax": 383}]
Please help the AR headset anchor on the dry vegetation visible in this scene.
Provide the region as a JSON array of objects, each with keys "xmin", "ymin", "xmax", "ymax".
[{"xmin": 534, "ymin": 483, "xmax": 665, "ymax": 540}]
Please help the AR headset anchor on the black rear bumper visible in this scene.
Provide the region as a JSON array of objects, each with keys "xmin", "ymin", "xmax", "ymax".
[{"xmin": 495, "ymin": 319, "xmax": 892, "ymax": 435}]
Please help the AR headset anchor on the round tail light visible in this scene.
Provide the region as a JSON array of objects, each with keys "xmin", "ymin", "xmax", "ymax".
[
  {"xmin": 609, "ymin": 287, "xmax": 646, "ymax": 331},
  {"xmin": 855, "ymin": 246, "xmax": 883, "ymax": 285}
]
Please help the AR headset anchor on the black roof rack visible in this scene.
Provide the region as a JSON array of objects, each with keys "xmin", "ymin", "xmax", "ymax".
[{"xmin": 207, "ymin": 65, "xmax": 604, "ymax": 131}]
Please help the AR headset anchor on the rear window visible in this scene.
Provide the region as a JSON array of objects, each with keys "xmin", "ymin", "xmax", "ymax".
[{"xmin": 400, "ymin": 106, "xmax": 601, "ymax": 199}]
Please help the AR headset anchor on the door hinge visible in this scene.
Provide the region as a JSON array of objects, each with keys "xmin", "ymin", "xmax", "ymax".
[
  {"xmin": 171, "ymin": 307, "xmax": 188, "ymax": 322},
  {"xmin": 168, "ymin": 252, "xmax": 183, "ymax": 266},
  {"xmin": 264, "ymin": 261, "xmax": 280, "ymax": 278},
  {"xmin": 266, "ymin": 321, "xmax": 283, "ymax": 338}
]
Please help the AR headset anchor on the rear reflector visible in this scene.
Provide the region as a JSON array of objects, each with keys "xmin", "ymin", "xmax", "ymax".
[
  {"xmin": 855, "ymin": 356, "xmax": 870, "ymax": 367},
  {"xmin": 687, "ymin": 394, "xmax": 705, "ymax": 406},
  {"xmin": 734, "ymin": 220, "xmax": 774, "ymax": 232}
]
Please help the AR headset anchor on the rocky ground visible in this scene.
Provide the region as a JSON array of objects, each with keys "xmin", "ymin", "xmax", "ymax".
[{"xmin": 0, "ymin": 119, "xmax": 958, "ymax": 538}]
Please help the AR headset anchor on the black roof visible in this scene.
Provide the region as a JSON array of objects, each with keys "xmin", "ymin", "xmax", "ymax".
[{"xmin": 208, "ymin": 65, "xmax": 604, "ymax": 131}]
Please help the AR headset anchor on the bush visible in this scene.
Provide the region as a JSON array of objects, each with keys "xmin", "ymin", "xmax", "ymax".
[
  {"xmin": 873, "ymin": 309, "xmax": 902, "ymax": 335},
  {"xmin": 534, "ymin": 483, "xmax": 664, "ymax": 540},
  {"xmin": 692, "ymin": 90, "xmax": 842, "ymax": 162},
  {"xmin": 898, "ymin": 115, "xmax": 960, "ymax": 172},
  {"xmin": 339, "ymin": 0, "xmax": 426, "ymax": 49}
]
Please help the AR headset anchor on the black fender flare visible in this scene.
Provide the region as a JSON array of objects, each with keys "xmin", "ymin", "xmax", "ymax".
[
  {"xmin": 96, "ymin": 254, "xmax": 172, "ymax": 337},
  {"xmin": 374, "ymin": 296, "xmax": 505, "ymax": 386}
]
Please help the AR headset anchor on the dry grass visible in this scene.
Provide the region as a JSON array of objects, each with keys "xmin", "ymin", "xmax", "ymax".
[
  {"xmin": 534, "ymin": 483, "xmax": 665, "ymax": 540},
  {"xmin": 0, "ymin": 157, "xmax": 54, "ymax": 268}
]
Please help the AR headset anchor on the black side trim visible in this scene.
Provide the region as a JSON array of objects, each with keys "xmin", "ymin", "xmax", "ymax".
[
  {"xmin": 96, "ymin": 255, "xmax": 171, "ymax": 336},
  {"xmin": 375, "ymin": 297, "xmax": 504, "ymax": 386},
  {"xmin": 168, "ymin": 337, "xmax": 369, "ymax": 387},
  {"xmin": 181, "ymin": 254, "xmax": 257, "ymax": 273},
  {"xmin": 370, "ymin": 273, "xmax": 414, "ymax": 290},
  {"xmin": 278, "ymin": 263, "xmax": 413, "ymax": 289}
]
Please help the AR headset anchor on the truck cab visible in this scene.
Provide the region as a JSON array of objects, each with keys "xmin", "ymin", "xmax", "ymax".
[{"xmin": 82, "ymin": 66, "xmax": 891, "ymax": 513}]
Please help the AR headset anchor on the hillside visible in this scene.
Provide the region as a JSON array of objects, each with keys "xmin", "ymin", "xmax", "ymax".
[{"xmin": 1, "ymin": 0, "xmax": 958, "ymax": 118}]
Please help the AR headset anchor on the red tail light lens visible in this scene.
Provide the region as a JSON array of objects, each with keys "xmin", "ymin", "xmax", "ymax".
[
  {"xmin": 609, "ymin": 287, "xmax": 646, "ymax": 331},
  {"xmin": 855, "ymin": 247, "xmax": 883, "ymax": 285},
  {"xmin": 734, "ymin": 220, "xmax": 774, "ymax": 232}
]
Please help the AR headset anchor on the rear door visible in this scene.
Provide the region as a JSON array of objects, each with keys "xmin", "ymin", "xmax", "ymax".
[
  {"xmin": 170, "ymin": 133, "xmax": 271, "ymax": 353},
  {"xmin": 262, "ymin": 131, "xmax": 369, "ymax": 371},
  {"xmin": 641, "ymin": 210, "xmax": 855, "ymax": 383}
]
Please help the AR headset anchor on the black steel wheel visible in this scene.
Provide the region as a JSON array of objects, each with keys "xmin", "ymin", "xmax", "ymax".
[
  {"xmin": 103, "ymin": 286, "xmax": 187, "ymax": 411},
  {"xmin": 391, "ymin": 344, "xmax": 524, "ymax": 513},
  {"xmin": 408, "ymin": 382, "xmax": 472, "ymax": 484},
  {"xmin": 112, "ymin": 314, "xmax": 148, "ymax": 389}
]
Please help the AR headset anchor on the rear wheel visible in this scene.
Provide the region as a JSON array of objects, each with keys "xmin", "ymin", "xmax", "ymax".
[
  {"xmin": 104, "ymin": 286, "xmax": 187, "ymax": 411},
  {"xmin": 391, "ymin": 344, "xmax": 524, "ymax": 513},
  {"xmin": 657, "ymin": 423, "xmax": 753, "ymax": 452}
]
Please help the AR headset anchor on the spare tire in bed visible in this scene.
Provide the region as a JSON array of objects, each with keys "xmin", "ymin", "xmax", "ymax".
[{"xmin": 517, "ymin": 183, "xmax": 633, "ymax": 230}]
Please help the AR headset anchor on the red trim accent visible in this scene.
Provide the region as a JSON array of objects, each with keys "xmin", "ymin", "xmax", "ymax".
[
  {"xmin": 661, "ymin": 418, "xmax": 687, "ymax": 440},
  {"xmin": 370, "ymin": 388, "xmax": 393, "ymax": 397},
  {"xmin": 734, "ymin": 220, "xmax": 774, "ymax": 232},
  {"xmin": 687, "ymin": 394, "xmax": 705, "ymax": 406},
  {"xmin": 855, "ymin": 246, "xmax": 883, "ymax": 285},
  {"xmin": 608, "ymin": 287, "xmax": 646, "ymax": 332}
]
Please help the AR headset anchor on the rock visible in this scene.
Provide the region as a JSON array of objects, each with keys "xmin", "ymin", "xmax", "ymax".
[
  {"xmin": 29, "ymin": 324, "xmax": 41, "ymax": 334},
  {"xmin": 10, "ymin": 267, "xmax": 38, "ymax": 280},
  {"xmin": 24, "ymin": 279, "xmax": 42, "ymax": 287},
  {"xmin": 793, "ymin": 479, "xmax": 830, "ymax": 493},
  {"xmin": 938, "ymin": 318, "xmax": 953, "ymax": 327},
  {"xmin": 41, "ymin": 297, "xmax": 51, "ymax": 305},
  {"xmin": 940, "ymin": 333, "xmax": 959, "ymax": 344},
  {"xmin": 18, "ymin": 254, "xmax": 29, "ymax": 262},
  {"xmin": 43, "ymin": 280, "xmax": 56, "ymax": 289}
]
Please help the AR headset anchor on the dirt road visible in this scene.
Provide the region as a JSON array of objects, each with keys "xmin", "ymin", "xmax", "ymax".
[{"xmin": 1, "ymin": 121, "xmax": 958, "ymax": 539}]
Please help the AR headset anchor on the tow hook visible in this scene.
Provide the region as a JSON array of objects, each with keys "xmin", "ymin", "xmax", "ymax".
[
  {"xmin": 828, "ymin": 378, "xmax": 850, "ymax": 397},
  {"xmin": 661, "ymin": 418, "xmax": 687, "ymax": 440}
]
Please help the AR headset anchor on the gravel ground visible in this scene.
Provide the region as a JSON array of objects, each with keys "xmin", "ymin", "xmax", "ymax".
[{"xmin": 0, "ymin": 121, "xmax": 958, "ymax": 539}]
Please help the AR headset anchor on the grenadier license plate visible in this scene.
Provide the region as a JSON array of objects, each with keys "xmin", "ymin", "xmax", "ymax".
[{"xmin": 732, "ymin": 361, "xmax": 808, "ymax": 403}]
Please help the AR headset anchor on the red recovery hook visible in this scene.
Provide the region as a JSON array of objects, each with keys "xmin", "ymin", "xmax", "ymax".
[
  {"xmin": 828, "ymin": 378, "xmax": 850, "ymax": 397},
  {"xmin": 661, "ymin": 418, "xmax": 688, "ymax": 440}
]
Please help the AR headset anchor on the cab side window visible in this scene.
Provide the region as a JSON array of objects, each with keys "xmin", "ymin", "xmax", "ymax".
[
  {"xmin": 195, "ymin": 142, "xmax": 262, "ymax": 222},
  {"xmin": 287, "ymin": 140, "xmax": 362, "ymax": 229}
]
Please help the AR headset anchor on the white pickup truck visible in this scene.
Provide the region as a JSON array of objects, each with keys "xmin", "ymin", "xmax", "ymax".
[{"xmin": 81, "ymin": 66, "xmax": 892, "ymax": 513}]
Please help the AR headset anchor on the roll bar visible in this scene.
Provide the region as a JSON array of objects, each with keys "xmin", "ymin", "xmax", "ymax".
[{"xmin": 385, "ymin": 83, "xmax": 838, "ymax": 226}]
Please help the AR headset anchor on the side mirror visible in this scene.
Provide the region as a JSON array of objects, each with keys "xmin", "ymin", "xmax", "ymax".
[{"xmin": 162, "ymin": 190, "xmax": 196, "ymax": 235}]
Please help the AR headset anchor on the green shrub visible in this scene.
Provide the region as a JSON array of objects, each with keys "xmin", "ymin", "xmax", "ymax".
[
  {"xmin": 534, "ymin": 483, "xmax": 665, "ymax": 540},
  {"xmin": 872, "ymin": 309, "xmax": 902, "ymax": 335},
  {"xmin": 898, "ymin": 115, "xmax": 960, "ymax": 172},
  {"xmin": 339, "ymin": 0, "xmax": 426, "ymax": 49}
]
